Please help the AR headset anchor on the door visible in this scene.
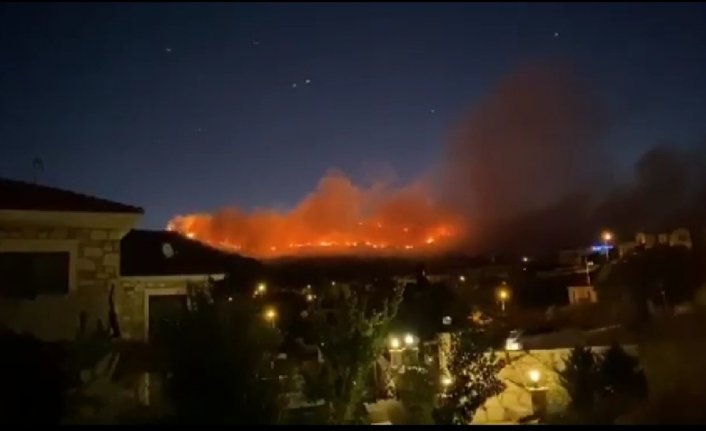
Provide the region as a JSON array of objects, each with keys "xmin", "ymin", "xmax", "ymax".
[{"xmin": 148, "ymin": 294, "xmax": 188, "ymax": 344}]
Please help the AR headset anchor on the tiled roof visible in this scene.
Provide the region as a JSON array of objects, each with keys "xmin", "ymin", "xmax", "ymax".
[
  {"xmin": 120, "ymin": 229, "xmax": 262, "ymax": 277},
  {"xmin": 0, "ymin": 177, "xmax": 143, "ymax": 214}
]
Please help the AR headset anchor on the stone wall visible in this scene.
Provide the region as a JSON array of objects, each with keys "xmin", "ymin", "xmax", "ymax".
[
  {"xmin": 472, "ymin": 345, "xmax": 638, "ymax": 424},
  {"xmin": 117, "ymin": 279, "xmax": 184, "ymax": 341},
  {"xmin": 0, "ymin": 226, "xmax": 122, "ymax": 341},
  {"xmin": 434, "ymin": 334, "xmax": 639, "ymax": 424},
  {"xmin": 116, "ymin": 278, "xmax": 211, "ymax": 341}
]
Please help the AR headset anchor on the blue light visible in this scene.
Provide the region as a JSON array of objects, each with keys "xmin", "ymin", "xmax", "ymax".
[{"xmin": 590, "ymin": 245, "xmax": 614, "ymax": 252}]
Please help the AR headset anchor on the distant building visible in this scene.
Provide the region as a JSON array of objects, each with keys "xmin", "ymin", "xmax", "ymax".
[
  {"xmin": 567, "ymin": 285, "xmax": 598, "ymax": 305},
  {"xmin": 635, "ymin": 228, "xmax": 692, "ymax": 250},
  {"xmin": 669, "ymin": 228, "xmax": 692, "ymax": 248},
  {"xmin": 557, "ymin": 248, "xmax": 590, "ymax": 266},
  {"xmin": 617, "ymin": 241, "xmax": 638, "ymax": 257}
]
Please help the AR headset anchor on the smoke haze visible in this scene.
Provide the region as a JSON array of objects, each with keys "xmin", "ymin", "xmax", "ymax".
[{"xmin": 169, "ymin": 59, "xmax": 705, "ymax": 258}]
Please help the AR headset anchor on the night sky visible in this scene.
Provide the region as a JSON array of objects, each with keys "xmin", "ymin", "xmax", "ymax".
[{"xmin": 1, "ymin": 3, "xmax": 705, "ymax": 229}]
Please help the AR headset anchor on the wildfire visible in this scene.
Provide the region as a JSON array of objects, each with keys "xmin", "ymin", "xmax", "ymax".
[{"xmin": 167, "ymin": 172, "xmax": 466, "ymax": 258}]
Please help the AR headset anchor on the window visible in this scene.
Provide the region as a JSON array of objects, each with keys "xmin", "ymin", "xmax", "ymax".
[{"xmin": 0, "ymin": 252, "xmax": 70, "ymax": 298}]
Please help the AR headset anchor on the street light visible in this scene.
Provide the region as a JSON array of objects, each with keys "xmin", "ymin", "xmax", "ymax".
[
  {"xmin": 404, "ymin": 333, "xmax": 415, "ymax": 346},
  {"xmin": 497, "ymin": 284, "xmax": 510, "ymax": 312},
  {"xmin": 441, "ymin": 375, "xmax": 453, "ymax": 387},
  {"xmin": 601, "ymin": 230, "xmax": 613, "ymax": 260},
  {"xmin": 585, "ymin": 258, "xmax": 594, "ymax": 286},
  {"xmin": 254, "ymin": 282, "xmax": 267, "ymax": 297},
  {"xmin": 306, "ymin": 293, "xmax": 316, "ymax": 302},
  {"xmin": 389, "ymin": 337, "xmax": 401, "ymax": 350},
  {"xmin": 459, "ymin": 275, "xmax": 466, "ymax": 283},
  {"xmin": 528, "ymin": 369, "xmax": 541, "ymax": 386},
  {"xmin": 264, "ymin": 307, "xmax": 277, "ymax": 328}
]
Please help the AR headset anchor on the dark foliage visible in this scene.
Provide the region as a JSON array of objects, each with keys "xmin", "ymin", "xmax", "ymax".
[
  {"xmin": 557, "ymin": 343, "xmax": 646, "ymax": 423},
  {"xmin": 559, "ymin": 345, "xmax": 598, "ymax": 414},
  {"xmin": 159, "ymin": 288, "xmax": 282, "ymax": 424},
  {"xmin": 395, "ymin": 367, "xmax": 437, "ymax": 424},
  {"xmin": 302, "ymin": 282, "xmax": 403, "ymax": 424},
  {"xmin": 596, "ymin": 245, "xmax": 702, "ymax": 327},
  {"xmin": 599, "ymin": 343, "xmax": 647, "ymax": 400},
  {"xmin": 432, "ymin": 328, "xmax": 505, "ymax": 424},
  {"xmin": 0, "ymin": 331, "xmax": 68, "ymax": 424}
]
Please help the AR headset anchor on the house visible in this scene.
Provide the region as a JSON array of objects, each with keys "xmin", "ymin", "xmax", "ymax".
[
  {"xmin": 635, "ymin": 228, "xmax": 693, "ymax": 250},
  {"xmin": 0, "ymin": 177, "xmax": 255, "ymax": 343},
  {"xmin": 0, "ymin": 177, "xmax": 143, "ymax": 341},
  {"xmin": 117, "ymin": 229, "xmax": 244, "ymax": 341},
  {"xmin": 567, "ymin": 285, "xmax": 598, "ymax": 305},
  {"xmin": 557, "ymin": 247, "xmax": 591, "ymax": 266}
]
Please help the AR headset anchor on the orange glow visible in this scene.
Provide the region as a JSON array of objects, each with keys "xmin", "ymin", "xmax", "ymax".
[{"xmin": 167, "ymin": 172, "xmax": 467, "ymax": 258}]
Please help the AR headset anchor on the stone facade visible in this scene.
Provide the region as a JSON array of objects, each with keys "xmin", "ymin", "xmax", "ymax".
[
  {"xmin": 473, "ymin": 345, "xmax": 638, "ymax": 423},
  {"xmin": 0, "ymin": 226, "xmax": 122, "ymax": 341},
  {"xmin": 434, "ymin": 333, "xmax": 639, "ymax": 424},
  {"xmin": 116, "ymin": 278, "xmax": 210, "ymax": 341}
]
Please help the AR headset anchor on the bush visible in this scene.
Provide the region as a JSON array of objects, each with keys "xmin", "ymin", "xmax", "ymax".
[
  {"xmin": 556, "ymin": 343, "xmax": 646, "ymax": 424},
  {"xmin": 159, "ymin": 290, "xmax": 283, "ymax": 424},
  {"xmin": 0, "ymin": 331, "xmax": 69, "ymax": 424}
]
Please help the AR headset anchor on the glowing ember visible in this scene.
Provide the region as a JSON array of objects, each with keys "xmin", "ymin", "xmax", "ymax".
[{"xmin": 167, "ymin": 172, "xmax": 466, "ymax": 258}]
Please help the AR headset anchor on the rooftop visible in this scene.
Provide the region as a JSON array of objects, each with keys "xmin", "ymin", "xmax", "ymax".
[
  {"xmin": 0, "ymin": 177, "xmax": 143, "ymax": 214},
  {"xmin": 120, "ymin": 229, "xmax": 261, "ymax": 277}
]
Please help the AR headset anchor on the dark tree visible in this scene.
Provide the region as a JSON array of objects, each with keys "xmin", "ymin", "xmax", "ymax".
[
  {"xmin": 302, "ymin": 282, "xmax": 403, "ymax": 424},
  {"xmin": 558, "ymin": 345, "xmax": 598, "ymax": 417},
  {"xmin": 599, "ymin": 343, "xmax": 647, "ymax": 400},
  {"xmin": 160, "ymin": 288, "xmax": 282, "ymax": 424},
  {"xmin": 394, "ymin": 366, "xmax": 437, "ymax": 424},
  {"xmin": 432, "ymin": 328, "xmax": 505, "ymax": 424},
  {"xmin": 596, "ymin": 245, "xmax": 701, "ymax": 328}
]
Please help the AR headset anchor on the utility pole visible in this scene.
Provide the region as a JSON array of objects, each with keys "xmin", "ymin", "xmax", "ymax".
[{"xmin": 32, "ymin": 156, "xmax": 44, "ymax": 184}]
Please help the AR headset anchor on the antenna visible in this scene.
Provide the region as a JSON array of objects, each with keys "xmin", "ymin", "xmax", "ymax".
[{"xmin": 32, "ymin": 157, "xmax": 44, "ymax": 184}]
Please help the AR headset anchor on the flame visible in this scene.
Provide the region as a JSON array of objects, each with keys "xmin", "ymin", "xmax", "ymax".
[{"xmin": 168, "ymin": 172, "xmax": 466, "ymax": 258}]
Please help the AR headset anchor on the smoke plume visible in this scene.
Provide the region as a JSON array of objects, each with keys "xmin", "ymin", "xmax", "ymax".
[
  {"xmin": 169, "ymin": 58, "xmax": 705, "ymax": 258},
  {"xmin": 441, "ymin": 59, "xmax": 609, "ymax": 252}
]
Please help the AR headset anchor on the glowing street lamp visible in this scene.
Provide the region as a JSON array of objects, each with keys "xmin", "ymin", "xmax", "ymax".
[
  {"xmin": 458, "ymin": 275, "xmax": 466, "ymax": 283},
  {"xmin": 441, "ymin": 375, "xmax": 453, "ymax": 388},
  {"xmin": 306, "ymin": 293, "xmax": 315, "ymax": 302},
  {"xmin": 601, "ymin": 230, "xmax": 613, "ymax": 259},
  {"xmin": 497, "ymin": 284, "xmax": 510, "ymax": 312},
  {"xmin": 404, "ymin": 333, "xmax": 415, "ymax": 347},
  {"xmin": 528, "ymin": 369, "xmax": 541, "ymax": 386},
  {"xmin": 254, "ymin": 282, "xmax": 267, "ymax": 297},
  {"xmin": 389, "ymin": 337, "xmax": 401, "ymax": 350},
  {"xmin": 264, "ymin": 307, "xmax": 277, "ymax": 328}
]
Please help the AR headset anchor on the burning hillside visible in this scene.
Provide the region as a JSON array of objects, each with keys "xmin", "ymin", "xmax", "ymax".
[
  {"xmin": 167, "ymin": 172, "xmax": 466, "ymax": 258},
  {"xmin": 167, "ymin": 60, "xmax": 629, "ymax": 258}
]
